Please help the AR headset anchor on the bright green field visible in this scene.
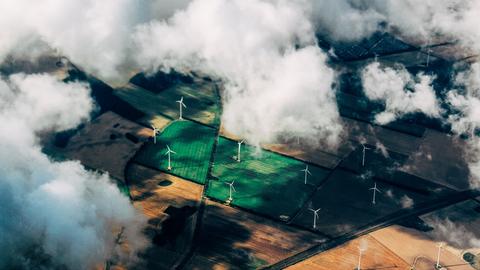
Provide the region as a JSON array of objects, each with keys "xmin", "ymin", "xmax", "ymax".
[
  {"xmin": 114, "ymin": 82, "xmax": 221, "ymax": 127},
  {"xmin": 134, "ymin": 120, "xmax": 217, "ymax": 184},
  {"xmin": 206, "ymin": 137, "xmax": 331, "ymax": 220},
  {"xmin": 116, "ymin": 181, "xmax": 130, "ymax": 198}
]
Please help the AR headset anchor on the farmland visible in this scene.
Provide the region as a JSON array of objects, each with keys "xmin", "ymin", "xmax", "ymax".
[
  {"xmin": 184, "ymin": 200, "xmax": 324, "ymax": 270},
  {"xmin": 114, "ymin": 77, "xmax": 221, "ymax": 127},
  {"xmin": 206, "ymin": 137, "xmax": 331, "ymax": 220},
  {"xmin": 134, "ymin": 120, "xmax": 217, "ymax": 184},
  {"xmin": 291, "ymin": 168, "xmax": 436, "ymax": 237},
  {"xmin": 286, "ymin": 235, "xmax": 410, "ymax": 270},
  {"xmin": 60, "ymin": 111, "xmax": 150, "ymax": 182},
  {"xmin": 127, "ymin": 164, "xmax": 204, "ymax": 270}
]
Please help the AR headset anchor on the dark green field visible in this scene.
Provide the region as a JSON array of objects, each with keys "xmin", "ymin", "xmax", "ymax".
[
  {"xmin": 114, "ymin": 81, "xmax": 221, "ymax": 127},
  {"xmin": 134, "ymin": 120, "xmax": 217, "ymax": 184},
  {"xmin": 206, "ymin": 137, "xmax": 331, "ymax": 220}
]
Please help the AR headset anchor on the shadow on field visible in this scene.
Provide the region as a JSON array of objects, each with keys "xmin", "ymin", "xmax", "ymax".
[{"xmin": 190, "ymin": 202, "xmax": 263, "ymax": 270}]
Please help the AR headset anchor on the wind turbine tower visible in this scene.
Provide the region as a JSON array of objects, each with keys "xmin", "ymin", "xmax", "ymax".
[
  {"xmin": 361, "ymin": 144, "xmax": 371, "ymax": 167},
  {"xmin": 176, "ymin": 96, "xmax": 187, "ymax": 120},
  {"xmin": 308, "ymin": 207, "xmax": 321, "ymax": 229},
  {"xmin": 301, "ymin": 165, "xmax": 312, "ymax": 185},
  {"xmin": 226, "ymin": 180, "xmax": 236, "ymax": 202},
  {"xmin": 237, "ymin": 140, "xmax": 244, "ymax": 162},
  {"xmin": 356, "ymin": 246, "xmax": 366, "ymax": 270},
  {"xmin": 151, "ymin": 125, "xmax": 160, "ymax": 144},
  {"xmin": 165, "ymin": 145, "xmax": 176, "ymax": 171},
  {"xmin": 369, "ymin": 182, "xmax": 381, "ymax": 204},
  {"xmin": 435, "ymin": 243, "xmax": 444, "ymax": 269},
  {"xmin": 425, "ymin": 37, "xmax": 432, "ymax": 68}
]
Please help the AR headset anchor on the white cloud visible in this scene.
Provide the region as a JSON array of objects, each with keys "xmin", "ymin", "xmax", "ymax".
[
  {"xmin": 426, "ymin": 217, "xmax": 480, "ymax": 249},
  {"xmin": 400, "ymin": 195, "xmax": 414, "ymax": 209},
  {"xmin": 361, "ymin": 62, "xmax": 441, "ymax": 125},
  {"xmin": 0, "ymin": 74, "xmax": 147, "ymax": 269},
  {"xmin": 311, "ymin": 0, "xmax": 385, "ymax": 41},
  {"xmin": 447, "ymin": 63, "xmax": 480, "ymax": 135},
  {"xmin": 310, "ymin": 0, "xmax": 480, "ymax": 54},
  {"xmin": 134, "ymin": 0, "xmax": 342, "ymax": 147}
]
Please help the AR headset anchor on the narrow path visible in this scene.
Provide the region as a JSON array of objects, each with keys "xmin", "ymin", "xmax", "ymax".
[{"xmin": 174, "ymin": 83, "xmax": 223, "ymax": 270}]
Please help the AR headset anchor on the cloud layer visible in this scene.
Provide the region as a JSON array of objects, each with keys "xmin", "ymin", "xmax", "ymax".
[
  {"xmin": 134, "ymin": 0, "xmax": 342, "ymax": 147},
  {"xmin": 361, "ymin": 62, "xmax": 440, "ymax": 125},
  {"xmin": 0, "ymin": 74, "xmax": 147, "ymax": 269}
]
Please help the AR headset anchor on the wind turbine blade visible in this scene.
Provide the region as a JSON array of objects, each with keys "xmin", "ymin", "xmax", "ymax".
[
  {"xmin": 306, "ymin": 170, "xmax": 312, "ymax": 176},
  {"xmin": 170, "ymin": 150, "xmax": 177, "ymax": 154},
  {"xmin": 231, "ymin": 186, "xmax": 236, "ymax": 192},
  {"xmin": 182, "ymin": 102, "xmax": 186, "ymax": 108}
]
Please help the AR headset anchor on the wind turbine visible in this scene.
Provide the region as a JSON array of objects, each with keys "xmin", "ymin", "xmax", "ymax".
[
  {"xmin": 435, "ymin": 243, "xmax": 444, "ymax": 269},
  {"xmin": 369, "ymin": 182, "xmax": 381, "ymax": 204},
  {"xmin": 361, "ymin": 144, "xmax": 371, "ymax": 167},
  {"xmin": 236, "ymin": 140, "xmax": 244, "ymax": 162},
  {"xmin": 226, "ymin": 180, "xmax": 236, "ymax": 202},
  {"xmin": 301, "ymin": 165, "xmax": 312, "ymax": 185},
  {"xmin": 176, "ymin": 96, "xmax": 187, "ymax": 120},
  {"xmin": 356, "ymin": 246, "xmax": 366, "ymax": 270},
  {"xmin": 425, "ymin": 37, "xmax": 432, "ymax": 68},
  {"xmin": 308, "ymin": 207, "xmax": 321, "ymax": 229},
  {"xmin": 151, "ymin": 125, "xmax": 160, "ymax": 144},
  {"xmin": 164, "ymin": 145, "xmax": 176, "ymax": 171}
]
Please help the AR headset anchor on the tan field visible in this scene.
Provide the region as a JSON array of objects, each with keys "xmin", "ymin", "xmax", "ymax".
[
  {"xmin": 63, "ymin": 111, "xmax": 151, "ymax": 182},
  {"xmin": 126, "ymin": 164, "xmax": 204, "ymax": 269},
  {"xmin": 127, "ymin": 163, "xmax": 204, "ymax": 217},
  {"xmin": 286, "ymin": 235, "xmax": 410, "ymax": 270},
  {"xmin": 287, "ymin": 200, "xmax": 480, "ymax": 270},
  {"xmin": 185, "ymin": 200, "xmax": 325, "ymax": 270},
  {"xmin": 369, "ymin": 200, "xmax": 480, "ymax": 270},
  {"xmin": 371, "ymin": 226, "xmax": 474, "ymax": 270}
]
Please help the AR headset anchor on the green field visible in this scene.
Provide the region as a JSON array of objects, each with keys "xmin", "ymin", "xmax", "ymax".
[
  {"xmin": 206, "ymin": 137, "xmax": 331, "ymax": 220},
  {"xmin": 116, "ymin": 181, "xmax": 131, "ymax": 198},
  {"xmin": 114, "ymin": 81, "xmax": 221, "ymax": 127},
  {"xmin": 134, "ymin": 120, "xmax": 217, "ymax": 184}
]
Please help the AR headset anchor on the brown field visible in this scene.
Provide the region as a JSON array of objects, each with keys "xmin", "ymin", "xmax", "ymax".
[
  {"xmin": 286, "ymin": 235, "xmax": 410, "ymax": 270},
  {"xmin": 402, "ymin": 129, "xmax": 470, "ymax": 191},
  {"xmin": 127, "ymin": 163, "xmax": 203, "ymax": 217},
  {"xmin": 63, "ymin": 111, "xmax": 151, "ymax": 182},
  {"xmin": 341, "ymin": 117, "xmax": 421, "ymax": 156},
  {"xmin": 286, "ymin": 200, "xmax": 480, "ymax": 270},
  {"xmin": 185, "ymin": 200, "xmax": 325, "ymax": 270},
  {"xmin": 371, "ymin": 226, "xmax": 474, "ymax": 270},
  {"xmin": 126, "ymin": 164, "xmax": 204, "ymax": 270},
  {"xmin": 368, "ymin": 200, "xmax": 480, "ymax": 270}
]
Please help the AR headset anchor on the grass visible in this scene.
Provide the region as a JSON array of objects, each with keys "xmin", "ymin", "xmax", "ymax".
[
  {"xmin": 206, "ymin": 137, "xmax": 331, "ymax": 220},
  {"xmin": 114, "ymin": 81, "xmax": 221, "ymax": 127},
  {"xmin": 134, "ymin": 120, "xmax": 216, "ymax": 184},
  {"xmin": 116, "ymin": 181, "xmax": 131, "ymax": 198}
]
